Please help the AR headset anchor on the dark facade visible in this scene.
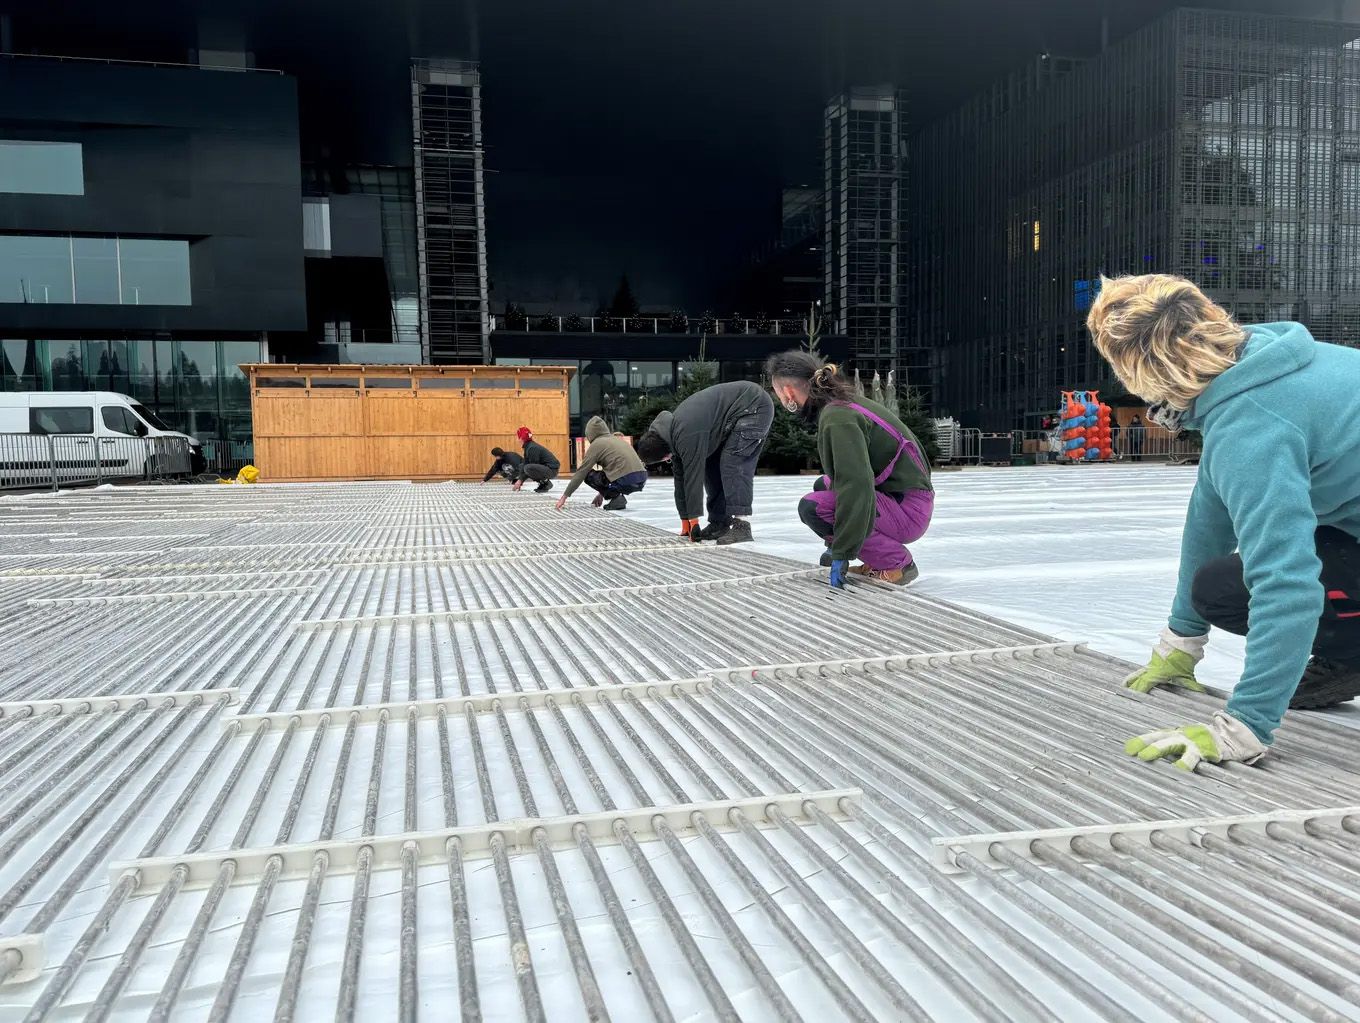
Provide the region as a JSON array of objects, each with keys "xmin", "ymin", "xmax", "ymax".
[
  {"xmin": 913, "ymin": 9, "xmax": 1360, "ymax": 429},
  {"xmin": 825, "ymin": 86, "xmax": 928, "ymax": 402},
  {"xmin": 0, "ymin": 56, "xmax": 304, "ymax": 334},
  {"xmin": 0, "ymin": 54, "xmax": 304, "ymax": 464},
  {"xmin": 412, "ymin": 59, "xmax": 489, "ymax": 365}
]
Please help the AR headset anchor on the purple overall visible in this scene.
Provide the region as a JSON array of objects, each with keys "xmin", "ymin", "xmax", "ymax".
[{"xmin": 801, "ymin": 402, "xmax": 934, "ymax": 571}]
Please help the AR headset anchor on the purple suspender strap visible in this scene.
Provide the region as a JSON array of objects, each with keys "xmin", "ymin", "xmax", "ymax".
[{"xmin": 829, "ymin": 401, "xmax": 927, "ymax": 485}]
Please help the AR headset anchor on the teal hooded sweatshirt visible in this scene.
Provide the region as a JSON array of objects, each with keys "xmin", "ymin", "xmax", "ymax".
[{"xmin": 1169, "ymin": 322, "xmax": 1360, "ymax": 743}]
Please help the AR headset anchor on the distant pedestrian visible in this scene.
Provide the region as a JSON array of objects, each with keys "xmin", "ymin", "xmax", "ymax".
[
  {"xmin": 1109, "ymin": 411, "xmax": 1122, "ymax": 459},
  {"xmin": 635, "ymin": 380, "xmax": 774, "ymax": 544},
  {"xmin": 556, "ymin": 416, "xmax": 648, "ymax": 511},
  {"xmin": 1127, "ymin": 413, "xmax": 1144, "ymax": 462},
  {"xmin": 512, "ymin": 426, "xmax": 561, "ymax": 492}
]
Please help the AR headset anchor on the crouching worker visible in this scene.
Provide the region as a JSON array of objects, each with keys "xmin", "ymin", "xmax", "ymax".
[
  {"xmin": 635, "ymin": 380, "xmax": 774, "ymax": 544},
  {"xmin": 482, "ymin": 447, "xmax": 523, "ymax": 483},
  {"xmin": 556, "ymin": 416, "xmax": 648, "ymax": 511},
  {"xmin": 512, "ymin": 426, "xmax": 561, "ymax": 492},
  {"xmin": 1089, "ymin": 274, "xmax": 1360, "ymax": 772},
  {"xmin": 767, "ymin": 351, "xmax": 932, "ymax": 587}
]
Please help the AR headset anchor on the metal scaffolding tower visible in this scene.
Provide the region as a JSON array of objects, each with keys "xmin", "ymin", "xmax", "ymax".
[{"xmin": 412, "ymin": 58, "xmax": 490, "ymax": 365}]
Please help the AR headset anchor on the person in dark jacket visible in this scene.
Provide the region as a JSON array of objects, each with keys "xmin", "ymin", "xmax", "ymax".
[
  {"xmin": 556, "ymin": 416, "xmax": 648, "ymax": 511},
  {"xmin": 767, "ymin": 350, "xmax": 933, "ymax": 587},
  {"xmin": 511, "ymin": 426, "xmax": 561, "ymax": 492},
  {"xmin": 482, "ymin": 447, "xmax": 523, "ymax": 483},
  {"xmin": 635, "ymin": 380, "xmax": 774, "ymax": 544},
  {"xmin": 1127, "ymin": 414, "xmax": 1144, "ymax": 461}
]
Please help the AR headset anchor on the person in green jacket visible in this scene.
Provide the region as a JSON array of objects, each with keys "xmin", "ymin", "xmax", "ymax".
[
  {"xmin": 555, "ymin": 416, "xmax": 649, "ymax": 511},
  {"xmin": 1089, "ymin": 273, "xmax": 1360, "ymax": 772},
  {"xmin": 766, "ymin": 350, "xmax": 933, "ymax": 587}
]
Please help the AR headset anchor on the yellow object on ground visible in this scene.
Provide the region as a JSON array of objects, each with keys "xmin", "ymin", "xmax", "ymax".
[{"xmin": 217, "ymin": 465, "xmax": 260, "ymax": 485}]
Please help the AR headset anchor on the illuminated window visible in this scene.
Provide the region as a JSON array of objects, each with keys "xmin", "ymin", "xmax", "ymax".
[{"xmin": 1033, "ymin": 220, "xmax": 1041, "ymax": 252}]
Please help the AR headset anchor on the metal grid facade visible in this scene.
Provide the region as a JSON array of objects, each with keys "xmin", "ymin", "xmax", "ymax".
[
  {"xmin": 825, "ymin": 87, "xmax": 927, "ymax": 401},
  {"xmin": 912, "ymin": 10, "xmax": 1360, "ymax": 429},
  {"xmin": 412, "ymin": 59, "xmax": 490, "ymax": 365}
]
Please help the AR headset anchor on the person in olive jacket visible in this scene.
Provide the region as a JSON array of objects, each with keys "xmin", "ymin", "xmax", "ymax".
[
  {"xmin": 767, "ymin": 350, "xmax": 933, "ymax": 587},
  {"xmin": 556, "ymin": 416, "xmax": 649, "ymax": 511},
  {"xmin": 511, "ymin": 426, "xmax": 561, "ymax": 492},
  {"xmin": 634, "ymin": 380, "xmax": 774, "ymax": 544}
]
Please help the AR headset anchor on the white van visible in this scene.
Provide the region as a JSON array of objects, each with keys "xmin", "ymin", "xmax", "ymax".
[{"xmin": 0, "ymin": 391, "xmax": 205, "ymax": 485}]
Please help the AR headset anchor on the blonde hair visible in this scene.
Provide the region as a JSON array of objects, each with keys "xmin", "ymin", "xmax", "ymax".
[{"xmin": 1086, "ymin": 274, "xmax": 1245, "ymax": 409}]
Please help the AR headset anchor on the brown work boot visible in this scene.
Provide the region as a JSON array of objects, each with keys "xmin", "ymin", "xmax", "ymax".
[{"xmin": 848, "ymin": 562, "xmax": 920, "ymax": 586}]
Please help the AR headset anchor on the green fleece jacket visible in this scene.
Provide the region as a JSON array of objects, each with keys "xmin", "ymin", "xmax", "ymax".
[
  {"xmin": 562, "ymin": 416, "xmax": 646, "ymax": 498},
  {"xmin": 817, "ymin": 398, "xmax": 932, "ymax": 561},
  {"xmin": 1169, "ymin": 322, "xmax": 1360, "ymax": 744}
]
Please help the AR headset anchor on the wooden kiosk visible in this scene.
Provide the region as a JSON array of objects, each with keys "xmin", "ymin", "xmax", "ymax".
[{"xmin": 243, "ymin": 364, "xmax": 575, "ymax": 482}]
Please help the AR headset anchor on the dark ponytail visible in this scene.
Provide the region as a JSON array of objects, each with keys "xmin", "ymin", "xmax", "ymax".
[{"xmin": 764, "ymin": 349, "xmax": 854, "ymax": 410}]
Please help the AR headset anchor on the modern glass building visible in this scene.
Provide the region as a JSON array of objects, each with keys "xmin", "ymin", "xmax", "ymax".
[
  {"xmin": 825, "ymin": 86, "xmax": 929, "ymax": 403},
  {"xmin": 0, "ymin": 53, "xmax": 305, "ymax": 468},
  {"xmin": 911, "ymin": 9, "xmax": 1360, "ymax": 429}
]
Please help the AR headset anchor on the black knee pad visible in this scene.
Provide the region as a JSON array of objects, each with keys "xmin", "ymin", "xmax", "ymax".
[
  {"xmin": 798, "ymin": 496, "xmax": 831, "ymax": 537},
  {"xmin": 813, "ymin": 476, "xmax": 830, "ymax": 492}
]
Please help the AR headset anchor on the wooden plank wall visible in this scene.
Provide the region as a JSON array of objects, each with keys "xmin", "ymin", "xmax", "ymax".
[{"xmin": 245, "ymin": 366, "xmax": 573, "ymax": 482}]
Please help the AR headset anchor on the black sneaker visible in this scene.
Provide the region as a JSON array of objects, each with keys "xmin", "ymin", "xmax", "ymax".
[
  {"xmin": 819, "ymin": 548, "xmax": 833, "ymax": 567},
  {"xmin": 604, "ymin": 495, "xmax": 627, "ymax": 510},
  {"xmin": 1290, "ymin": 656, "xmax": 1360, "ymax": 709},
  {"xmin": 695, "ymin": 519, "xmax": 730, "ymax": 541},
  {"xmin": 535, "ymin": 480, "xmax": 554, "ymax": 493},
  {"xmin": 715, "ymin": 519, "xmax": 753, "ymax": 545}
]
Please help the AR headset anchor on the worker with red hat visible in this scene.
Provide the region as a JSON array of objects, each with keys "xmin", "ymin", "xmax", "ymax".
[{"xmin": 511, "ymin": 426, "xmax": 561, "ymax": 492}]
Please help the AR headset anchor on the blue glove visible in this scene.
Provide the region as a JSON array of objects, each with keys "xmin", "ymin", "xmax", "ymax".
[{"xmin": 829, "ymin": 559, "xmax": 848, "ymax": 588}]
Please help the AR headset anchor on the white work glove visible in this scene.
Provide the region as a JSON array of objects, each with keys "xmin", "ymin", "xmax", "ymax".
[{"xmin": 1125, "ymin": 711, "xmax": 1267, "ymax": 772}]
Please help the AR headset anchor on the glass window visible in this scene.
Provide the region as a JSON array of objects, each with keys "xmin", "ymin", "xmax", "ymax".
[
  {"xmin": 46, "ymin": 341, "xmax": 85, "ymax": 391},
  {"xmin": 0, "ymin": 141, "xmax": 84, "ymax": 195},
  {"xmin": 119, "ymin": 239, "xmax": 191, "ymax": 306},
  {"xmin": 0, "ymin": 235, "xmax": 73, "ymax": 304},
  {"xmin": 218, "ymin": 341, "xmax": 259, "ymax": 412},
  {"xmin": 130, "ymin": 402, "xmax": 171, "ymax": 431},
  {"xmin": 101, "ymin": 405, "xmax": 142, "ymax": 435},
  {"xmin": 310, "ymin": 377, "xmax": 360, "ymax": 388},
  {"xmin": 73, "ymin": 238, "xmax": 120, "ymax": 304},
  {"xmin": 628, "ymin": 361, "xmax": 674, "ymax": 392},
  {"xmin": 519, "ymin": 378, "xmax": 562, "ymax": 389},
  {"xmin": 83, "ymin": 341, "xmax": 111, "ymax": 389},
  {"xmin": 470, "ymin": 378, "xmax": 514, "ymax": 389},
  {"xmin": 1, "ymin": 340, "xmax": 41, "ymax": 390},
  {"xmin": 258, "ymin": 377, "xmax": 304, "ymax": 388},
  {"xmin": 363, "ymin": 377, "xmax": 412, "ymax": 388},
  {"xmin": 419, "ymin": 377, "xmax": 465, "ymax": 389},
  {"xmin": 30, "ymin": 406, "xmax": 93, "ymax": 434}
]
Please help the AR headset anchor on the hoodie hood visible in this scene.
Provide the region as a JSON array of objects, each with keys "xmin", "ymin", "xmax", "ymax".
[
  {"xmin": 648, "ymin": 409, "xmax": 674, "ymax": 443},
  {"xmin": 584, "ymin": 416, "xmax": 610, "ymax": 441},
  {"xmin": 1187, "ymin": 321, "xmax": 1317, "ymax": 426}
]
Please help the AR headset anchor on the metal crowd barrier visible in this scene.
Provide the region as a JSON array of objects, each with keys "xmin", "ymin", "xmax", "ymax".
[{"xmin": 0, "ymin": 433, "xmax": 192, "ymax": 491}]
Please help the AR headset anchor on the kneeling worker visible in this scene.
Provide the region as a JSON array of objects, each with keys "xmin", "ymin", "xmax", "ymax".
[
  {"xmin": 556, "ymin": 416, "xmax": 648, "ymax": 511},
  {"xmin": 635, "ymin": 380, "xmax": 774, "ymax": 544},
  {"xmin": 512, "ymin": 426, "xmax": 561, "ymax": 492},
  {"xmin": 482, "ymin": 447, "xmax": 523, "ymax": 483}
]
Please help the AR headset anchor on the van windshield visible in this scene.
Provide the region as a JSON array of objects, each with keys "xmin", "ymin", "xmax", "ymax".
[{"xmin": 130, "ymin": 402, "xmax": 172, "ymax": 432}]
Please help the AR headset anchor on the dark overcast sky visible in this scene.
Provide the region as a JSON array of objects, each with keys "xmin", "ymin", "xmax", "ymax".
[{"xmin": 6, "ymin": 0, "xmax": 1337, "ymax": 310}]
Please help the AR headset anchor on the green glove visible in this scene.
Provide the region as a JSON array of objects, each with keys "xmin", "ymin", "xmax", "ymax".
[
  {"xmin": 1125, "ymin": 711, "xmax": 1267, "ymax": 772},
  {"xmin": 1123, "ymin": 627, "xmax": 1208, "ymax": 694}
]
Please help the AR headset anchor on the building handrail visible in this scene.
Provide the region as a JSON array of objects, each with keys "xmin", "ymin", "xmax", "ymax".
[
  {"xmin": 490, "ymin": 314, "xmax": 816, "ymax": 336},
  {"xmin": 0, "ymin": 51, "xmax": 284, "ymax": 75}
]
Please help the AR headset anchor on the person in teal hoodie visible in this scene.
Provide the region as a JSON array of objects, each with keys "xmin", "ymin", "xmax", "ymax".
[{"xmin": 1087, "ymin": 273, "xmax": 1360, "ymax": 772}]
